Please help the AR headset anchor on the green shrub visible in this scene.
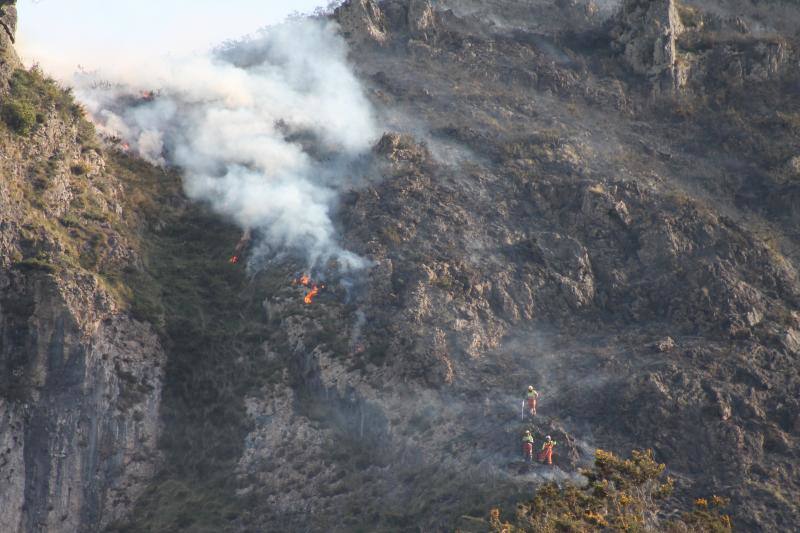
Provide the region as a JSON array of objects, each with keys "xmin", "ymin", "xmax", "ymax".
[
  {"xmin": 483, "ymin": 449, "xmax": 733, "ymax": 532},
  {"xmin": 2, "ymin": 67, "xmax": 81, "ymax": 135},
  {"xmin": 59, "ymin": 214, "xmax": 82, "ymax": 228},
  {"xmin": 77, "ymin": 118, "xmax": 100, "ymax": 151},
  {"xmin": 2, "ymin": 100, "xmax": 37, "ymax": 135},
  {"xmin": 70, "ymin": 162, "xmax": 90, "ymax": 175}
]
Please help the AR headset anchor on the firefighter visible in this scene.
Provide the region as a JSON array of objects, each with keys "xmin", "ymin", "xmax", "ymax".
[
  {"xmin": 525, "ymin": 385, "xmax": 539, "ymax": 417},
  {"xmin": 539, "ymin": 435, "xmax": 557, "ymax": 465},
  {"xmin": 522, "ymin": 430, "xmax": 534, "ymax": 462}
]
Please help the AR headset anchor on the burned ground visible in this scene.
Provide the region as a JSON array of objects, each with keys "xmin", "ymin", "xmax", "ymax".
[{"xmin": 120, "ymin": 1, "xmax": 799, "ymax": 531}]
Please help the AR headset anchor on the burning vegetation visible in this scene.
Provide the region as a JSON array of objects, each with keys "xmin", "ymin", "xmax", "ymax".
[
  {"xmin": 228, "ymin": 229, "xmax": 252, "ymax": 265},
  {"xmin": 292, "ymin": 273, "xmax": 326, "ymax": 304}
]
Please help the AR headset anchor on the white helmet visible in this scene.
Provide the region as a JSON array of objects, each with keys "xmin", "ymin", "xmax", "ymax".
[
  {"xmin": 528, "ymin": 385, "xmax": 534, "ymax": 391},
  {"xmin": 545, "ymin": 435, "xmax": 551, "ymax": 440}
]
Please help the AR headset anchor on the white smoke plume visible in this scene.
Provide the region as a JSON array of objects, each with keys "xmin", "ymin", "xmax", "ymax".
[{"xmin": 73, "ymin": 18, "xmax": 378, "ymax": 271}]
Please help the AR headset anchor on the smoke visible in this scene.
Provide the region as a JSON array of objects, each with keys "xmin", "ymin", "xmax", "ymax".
[{"xmin": 72, "ymin": 18, "xmax": 378, "ymax": 271}]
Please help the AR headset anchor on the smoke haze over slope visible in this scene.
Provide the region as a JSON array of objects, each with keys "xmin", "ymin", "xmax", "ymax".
[{"xmin": 71, "ymin": 18, "xmax": 378, "ymax": 270}]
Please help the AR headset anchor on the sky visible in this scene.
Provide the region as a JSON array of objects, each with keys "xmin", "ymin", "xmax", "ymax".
[{"xmin": 17, "ymin": 0, "xmax": 334, "ymax": 74}]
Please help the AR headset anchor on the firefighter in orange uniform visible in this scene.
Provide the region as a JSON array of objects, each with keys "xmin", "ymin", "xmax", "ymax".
[
  {"xmin": 522, "ymin": 430, "xmax": 534, "ymax": 462},
  {"xmin": 525, "ymin": 385, "xmax": 539, "ymax": 417},
  {"xmin": 539, "ymin": 435, "xmax": 557, "ymax": 465}
]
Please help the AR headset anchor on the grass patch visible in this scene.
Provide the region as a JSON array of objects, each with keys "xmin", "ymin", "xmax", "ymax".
[{"xmin": 59, "ymin": 214, "xmax": 82, "ymax": 228}]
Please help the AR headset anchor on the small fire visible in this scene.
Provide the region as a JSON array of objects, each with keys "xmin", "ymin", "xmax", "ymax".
[
  {"xmin": 227, "ymin": 229, "xmax": 252, "ymax": 265},
  {"xmin": 304, "ymin": 285, "xmax": 320, "ymax": 304},
  {"xmin": 293, "ymin": 274, "xmax": 312, "ymax": 286},
  {"xmin": 292, "ymin": 274, "xmax": 326, "ymax": 304}
]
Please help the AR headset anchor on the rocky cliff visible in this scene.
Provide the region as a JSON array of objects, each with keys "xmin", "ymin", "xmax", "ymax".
[
  {"xmin": 3, "ymin": 0, "xmax": 800, "ymax": 532},
  {"xmin": 0, "ymin": 5, "xmax": 165, "ymax": 531}
]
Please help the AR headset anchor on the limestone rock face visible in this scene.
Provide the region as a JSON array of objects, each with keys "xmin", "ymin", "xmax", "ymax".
[
  {"xmin": 0, "ymin": 191, "xmax": 165, "ymax": 533},
  {"xmin": 0, "ymin": 278, "xmax": 164, "ymax": 532}
]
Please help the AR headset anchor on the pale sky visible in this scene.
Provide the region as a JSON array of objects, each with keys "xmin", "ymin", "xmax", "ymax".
[{"xmin": 17, "ymin": 0, "xmax": 333, "ymax": 73}]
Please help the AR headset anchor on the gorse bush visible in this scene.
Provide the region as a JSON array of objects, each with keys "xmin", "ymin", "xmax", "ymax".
[
  {"xmin": 484, "ymin": 449, "xmax": 732, "ymax": 533},
  {"xmin": 2, "ymin": 99, "xmax": 36, "ymax": 134},
  {"xmin": 2, "ymin": 66, "xmax": 82, "ymax": 135}
]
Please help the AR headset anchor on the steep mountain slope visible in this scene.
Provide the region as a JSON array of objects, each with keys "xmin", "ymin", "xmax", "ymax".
[
  {"xmin": 230, "ymin": 1, "xmax": 798, "ymax": 530},
  {"xmin": 2, "ymin": 1, "xmax": 799, "ymax": 532}
]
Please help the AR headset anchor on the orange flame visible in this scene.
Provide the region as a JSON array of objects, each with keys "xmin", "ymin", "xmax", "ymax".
[
  {"xmin": 304, "ymin": 286, "xmax": 320, "ymax": 304},
  {"xmin": 228, "ymin": 230, "xmax": 251, "ymax": 264},
  {"xmin": 293, "ymin": 274, "xmax": 325, "ymax": 304}
]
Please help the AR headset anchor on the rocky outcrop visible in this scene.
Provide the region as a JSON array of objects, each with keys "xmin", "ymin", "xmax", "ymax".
[
  {"xmin": 611, "ymin": 0, "xmax": 794, "ymax": 94},
  {"xmin": 0, "ymin": 0, "xmax": 19, "ymax": 81},
  {"xmin": 335, "ymin": 0, "xmax": 388, "ymax": 45},
  {"xmin": 407, "ymin": 0, "xmax": 436, "ymax": 41},
  {"xmin": 610, "ymin": 0, "xmax": 686, "ymax": 92},
  {"xmin": 335, "ymin": 0, "xmax": 439, "ymax": 47},
  {"xmin": 0, "ymin": 0, "xmax": 16, "ymax": 43}
]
